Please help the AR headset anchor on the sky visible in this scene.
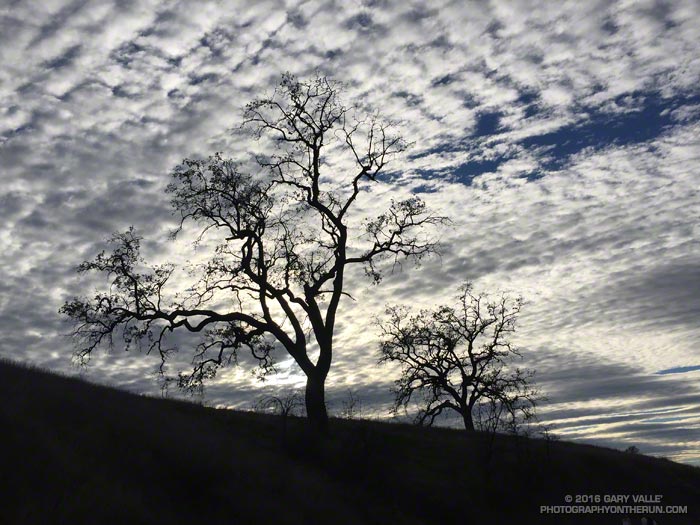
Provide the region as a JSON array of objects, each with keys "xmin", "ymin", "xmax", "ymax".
[{"xmin": 1, "ymin": 0, "xmax": 699, "ymax": 464}]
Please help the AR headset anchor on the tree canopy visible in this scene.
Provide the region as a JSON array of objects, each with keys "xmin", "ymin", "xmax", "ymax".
[
  {"xmin": 379, "ymin": 282, "xmax": 539, "ymax": 433},
  {"xmin": 61, "ymin": 74, "xmax": 447, "ymax": 432}
]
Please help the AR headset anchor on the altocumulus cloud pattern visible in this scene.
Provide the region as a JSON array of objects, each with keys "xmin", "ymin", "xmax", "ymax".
[{"xmin": 1, "ymin": 0, "xmax": 699, "ymax": 463}]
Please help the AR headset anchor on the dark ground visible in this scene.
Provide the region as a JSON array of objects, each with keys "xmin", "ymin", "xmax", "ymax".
[{"xmin": 1, "ymin": 359, "xmax": 698, "ymax": 524}]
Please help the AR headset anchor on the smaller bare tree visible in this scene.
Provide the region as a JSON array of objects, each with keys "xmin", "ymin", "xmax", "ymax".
[
  {"xmin": 378, "ymin": 282, "xmax": 539, "ymax": 434},
  {"xmin": 338, "ymin": 389, "xmax": 364, "ymax": 420},
  {"xmin": 254, "ymin": 391, "xmax": 305, "ymax": 418},
  {"xmin": 254, "ymin": 390, "xmax": 305, "ymax": 443}
]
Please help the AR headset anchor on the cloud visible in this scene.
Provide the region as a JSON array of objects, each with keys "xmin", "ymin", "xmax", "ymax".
[{"xmin": 1, "ymin": 0, "xmax": 699, "ymax": 463}]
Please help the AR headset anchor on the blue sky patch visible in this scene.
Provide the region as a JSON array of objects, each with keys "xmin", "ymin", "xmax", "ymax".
[
  {"xmin": 407, "ymin": 90, "xmax": 700, "ymax": 188},
  {"xmin": 441, "ymin": 90, "xmax": 700, "ymax": 185},
  {"xmin": 655, "ymin": 365, "xmax": 700, "ymax": 375},
  {"xmin": 473, "ymin": 112, "xmax": 502, "ymax": 136},
  {"xmin": 451, "ymin": 158, "xmax": 504, "ymax": 184},
  {"xmin": 520, "ymin": 91, "xmax": 700, "ymax": 170}
]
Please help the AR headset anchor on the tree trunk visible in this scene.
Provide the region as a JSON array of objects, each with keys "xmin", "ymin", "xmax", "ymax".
[
  {"xmin": 462, "ymin": 408, "xmax": 475, "ymax": 432},
  {"xmin": 305, "ymin": 372, "xmax": 329, "ymax": 434}
]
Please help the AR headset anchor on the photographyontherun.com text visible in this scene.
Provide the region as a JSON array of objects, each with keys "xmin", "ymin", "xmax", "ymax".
[{"xmin": 540, "ymin": 494, "xmax": 688, "ymax": 515}]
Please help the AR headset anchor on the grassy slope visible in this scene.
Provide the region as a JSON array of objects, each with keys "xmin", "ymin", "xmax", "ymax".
[{"xmin": 1, "ymin": 359, "xmax": 698, "ymax": 525}]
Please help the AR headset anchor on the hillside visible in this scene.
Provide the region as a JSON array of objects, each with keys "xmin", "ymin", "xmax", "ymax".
[{"xmin": 1, "ymin": 359, "xmax": 698, "ymax": 525}]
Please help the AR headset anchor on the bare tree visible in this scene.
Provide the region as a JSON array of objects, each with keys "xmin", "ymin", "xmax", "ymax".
[
  {"xmin": 339, "ymin": 389, "xmax": 364, "ymax": 420},
  {"xmin": 60, "ymin": 74, "xmax": 446, "ymax": 433},
  {"xmin": 254, "ymin": 390, "xmax": 304, "ymax": 446},
  {"xmin": 254, "ymin": 391, "xmax": 305, "ymax": 418},
  {"xmin": 378, "ymin": 282, "xmax": 539, "ymax": 433}
]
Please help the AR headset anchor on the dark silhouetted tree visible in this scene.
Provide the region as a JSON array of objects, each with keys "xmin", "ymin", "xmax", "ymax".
[
  {"xmin": 378, "ymin": 282, "xmax": 538, "ymax": 433},
  {"xmin": 254, "ymin": 391, "xmax": 305, "ymax": 418},
  {"xmin": 60, "ymin": 74, "xmax": 446, "ymax": 433},
  {"xmin": 339, "ymin": 388, "xmax": 364, "ymax": 419},
  {"xmin": 255, "ymin": 390, "xmax": 304, "ymax": 444}
]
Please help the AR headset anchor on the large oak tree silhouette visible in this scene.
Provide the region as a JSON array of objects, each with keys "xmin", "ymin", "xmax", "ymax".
[{"xmin": 61, "ymin": 74, "xmax": 446, "ymax": 432}]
